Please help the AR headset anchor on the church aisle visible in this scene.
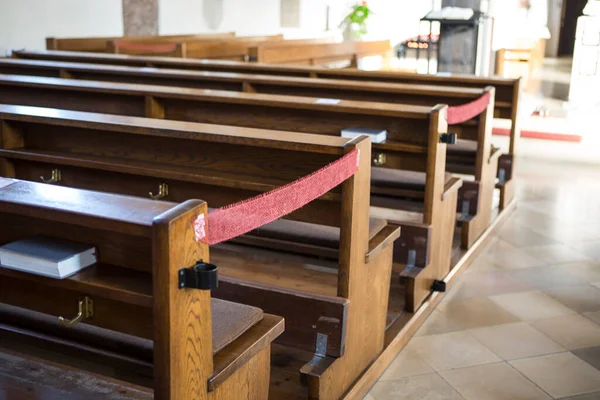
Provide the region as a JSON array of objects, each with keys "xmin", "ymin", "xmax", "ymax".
[{"xmin": 366, "ymin": 158, "xmax": 600, "ymax": 400}]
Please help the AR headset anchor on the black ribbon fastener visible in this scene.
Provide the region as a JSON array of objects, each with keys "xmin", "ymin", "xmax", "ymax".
[
  {"xmin": 179, "ymin": 260, "xmax": 218, "ymax": 290},
  {"xmin": 439, "ymin": 133, "xmax": 457, "ymax": 144}
]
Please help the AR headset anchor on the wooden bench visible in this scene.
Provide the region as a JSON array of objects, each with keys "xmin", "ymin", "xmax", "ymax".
[
  {"xmin": 0, "ymin": 74, "xmax": 462, "ymax": 311},
  {"xmin": 0, "ymin": 110, "xmax": 400, "ymax": 399},
  {"xmin": 45, "ymin": 32, "xmax": 237, "ymax": 53},
  {"xmin": 0, "ymin": 178, "xmax": 284, "ymax": 399},
  {"xmin": 107, "ymin": 35, "xmax": 288, "ymax": 59},
  {"xmin": 247, "ymin": 40, "xmax": 391, "ymax": 67},
  {"xmin": 10, "ymin": 49, "xmax": 519, "ymax": 209},
  {"xmin": 109, "ymin": 37, "xmax": 337, "ymax": 60},
  {"xmin": 0, "ymin": 57, "xmax": 498, "ymax": 248}
]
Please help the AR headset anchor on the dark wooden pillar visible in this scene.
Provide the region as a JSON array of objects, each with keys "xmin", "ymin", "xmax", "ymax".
[{"xmin": 122, "ymin": 0, "xmax": 158, "ymax": 36}]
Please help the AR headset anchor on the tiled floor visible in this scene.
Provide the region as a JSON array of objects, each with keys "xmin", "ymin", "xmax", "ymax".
[{"xmin": 366, "ymin": 158, "xmax": 600, "ymax": 400}]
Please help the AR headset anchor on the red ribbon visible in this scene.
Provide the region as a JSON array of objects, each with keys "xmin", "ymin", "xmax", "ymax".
[
  {"xmin": 447, "ymin": 92, "xmax": 492, "ymax": 125},
  {"xmin": 194, "ymin": 149, "xmax": 360, "ymax": 245}
]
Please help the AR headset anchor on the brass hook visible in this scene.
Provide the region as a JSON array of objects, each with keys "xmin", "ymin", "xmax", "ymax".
[
  {"xmin": 372, "ymin": 153, "xmax": 386, "ymax": 167},
  {"xmin": 40, "ymin": 169, "xmax": 61, "ymax": 184},
  {"xmin": 149, "ymin": 183, "xmax": 169, "ymax": 200},
  {"xmin": 59, "ymin": 297, "xmax": 94, "ymax": 328}
]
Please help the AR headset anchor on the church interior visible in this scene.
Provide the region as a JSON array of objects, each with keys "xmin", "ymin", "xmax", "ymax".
[{"xmin": 0, "ymin": 0, "xmax": 599, "ymax": 399}]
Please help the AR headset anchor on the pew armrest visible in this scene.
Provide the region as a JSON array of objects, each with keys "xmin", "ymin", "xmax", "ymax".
[
  {"xmin": 442, "ymin": 177, "xmax": 463, "ymax": 201},
  {"xmin": 366, "ymin": 225, "xmax": 401, "ymax": 264},
  {"xmin": 209, "ymin": 313, "xmax": 284, "ymax": 392}
]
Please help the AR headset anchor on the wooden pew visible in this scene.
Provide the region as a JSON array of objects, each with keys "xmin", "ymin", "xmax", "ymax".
[
  {"xmin": 0, "ymin": 57, "xmax": 497, "ymax": 248},
  {"xmin": 0, "ymin": 110, "xmax": 399, "ymax": 399},
  {"xmin": 0, "ymin": 74, "xmax": 461, "ymax": 311},
  {"xmin": 10, "ymin": 49, "xmax": 519, "ymax": 209},
  {"xmin": 0, "ymin": 178, "xmax": 284, "ymax": 399},
  {"xmin": 108, "ymin": 35, "xmax": 290, "ymax": 59},
  {"xmin": 247, "ymin": 40, "xmax": 391, "ymax": 66},
  {"xmin": 46, "ymin": 32, "xmax": 237, "ymax": 53}
]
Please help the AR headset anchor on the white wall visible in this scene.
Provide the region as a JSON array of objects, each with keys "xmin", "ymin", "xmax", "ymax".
[
  {"xmin": 159, "ymin": 0, "xmax": 282, "ymax": 35},
  {"xmin": 160, "ymin": 0, "xmax": 434, "ymax": 43},
  {"xmin": 0, "ymin": 0, "xmax": 123, "ymax": 55},
  {"xmin": 0, "ymin": 0, "xmax": 433, "ymax": 55}
]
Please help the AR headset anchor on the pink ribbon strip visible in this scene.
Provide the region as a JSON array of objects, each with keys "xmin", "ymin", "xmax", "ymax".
[
  {"xmin": 446, "ymin": 92, "xmax": 492, "ymax": 125},
  {"xmin": 113, "ymin": 41, "xmax": 178, "ymax": 53},
  {"xmin": 194, "ymin": 148, "xmax": 360, "ymax": 245}
]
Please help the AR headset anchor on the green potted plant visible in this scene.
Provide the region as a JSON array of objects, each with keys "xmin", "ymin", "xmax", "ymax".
[{"xmin": 339, "ymin": 1, "xmax": 372, "ymax": 41}]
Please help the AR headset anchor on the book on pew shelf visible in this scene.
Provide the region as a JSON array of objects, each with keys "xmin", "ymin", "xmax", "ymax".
[
  {"xmin": 0, "ymin": 237, "xmax": 97, "ymax": 279},
  {"xmin": 341, "ymin": 128, "xmax": 387, "ymax": 143}
]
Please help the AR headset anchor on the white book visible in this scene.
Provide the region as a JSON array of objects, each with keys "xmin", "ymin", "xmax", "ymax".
[
  {"xmin": 425, "ymin": 7, "xmax": 474, "ymax": 21},
  {"xmin": 341, "ymin": 128, "xmax": 387, "ymax": 143},
  {"xmin": 0, "ymin": 237, "xmax": 97, "ymax": 279}
]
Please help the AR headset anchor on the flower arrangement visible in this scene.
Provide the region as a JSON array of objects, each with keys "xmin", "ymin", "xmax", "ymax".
[{"xmin": 339, "ymin": 2, "xmax": 372, "ymax": 41}]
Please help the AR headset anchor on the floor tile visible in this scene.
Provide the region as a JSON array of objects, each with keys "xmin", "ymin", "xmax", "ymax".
[
  {"xmin": 573, "ymin": 347, "xmax": 600, "ymax": 371},
  {"xmin": 407, "ymin": 331, "xmax": 501, "ymax": 371},
  {"xmin": 523, "ymin": 244, "xmax": 592, "ymax": 265},
  {"xmin": 558, "ymin": 392, "xmax": 600, "ymax": 400},
  {"xmin": 510, "ymin": 353, "xmax": 600, "ymax": 398},
  {"xmin": 585, "ymin": 311, "xmax": 600, "ymax": 325},
  {"xmin": 436, "ymin": 297, "xmax": 521, "ymax": 330},
  {"xmin": 543, "ymin": 285, "xmax": 600, "ymax": 313},
  {"xmin": 414, "ymin": 309, "xmax": 465, "ymax": 337},
  {"xmin": 558, "ymin": 262, "xmax": 600, "ymax": 283},
  {"xmin": 530, "ymin": 314, "xmax": 600, "ymax": 350},
  {"xmin": 468, "ymin": 322, "xmax": 565, "ymax": 360},
  {"xmin": 363, "ymin": 394, "xmax": 376, "ymax": 400},
  {"xmin": 445, "ymin": 270, "xmax": 533, "ymax": 300},
  {"xmin": 594, "ymin": 282, "xmax": 600, "ymax": 289},
  {"xmin": 498, "ymin": 224, "xmax": 559, "ymax": 247},
  {"xmin": 479, "ymin": 248, "xmax": 546, "ymax": 269},
  {"xmin": 537, "ymin": 224, "xmax": 600, "ymax": 244},
  {"xmin": 463, "ymin": 256, "xmax": 502, "ymax": 274},
  {"xmin": 506, "ymin": 266, "xmax": 590, "ymax": 289},
  {"xmin": 568, "ymin": 241, "xmax": 600, "ymax": 260},
  {"xmin": 369, "ymin": 373, "xmax": 464, "ymax": 400},
  {"xmin": 440, "ymin": 362, "xmax": 551, "ymax": 400},
  {"xmin": 379, "ymin": 348, "xmax": 433, "ymax": 381},
  {"xmin": 490, "ymin": 291, "xmax": 576, "ymax": 321}
]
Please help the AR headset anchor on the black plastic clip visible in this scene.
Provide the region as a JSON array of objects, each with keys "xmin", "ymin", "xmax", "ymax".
[
  {"xmin": 431, "ymin": 280, "xmax": 447, "ymax": 292},
  {"xmin": 439, "ymin": 133, "xmax": 457, "ymax": 144},
  {"xmin": 179, "ymin": 260, "xmax": 218, "ymax": 290}
]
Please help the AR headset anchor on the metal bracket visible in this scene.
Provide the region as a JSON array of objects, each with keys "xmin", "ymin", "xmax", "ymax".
[
  {"xmin": 460, "ymin": 200, "xmax": 470, "ymax": 220},
  {"xmin": 149, "ymin": 183, "xmax": 168, "ymax": 200},
  {"xmin": 439, "ymin": 133, "xmax": 457, "ymax": 144},
  {"xmin": 407, "ymin": 249, "xmax": 417, "ymax": 268},
  {"xmin": 372, "ymin": 153, "xmax": 387, "ymax": 166},
  {"xmin": 59, "ymin": 296, "xmax": 94, "ymax": 327},
  {"xmin": 315, "ymin": 333, "xmax": 328, "ymax": 358},
  {"xmin": 498, "ymin": 168, "xmax": 506, "ymax": 183},
  {"xmin": 40, "ymin": 169, "xmax": 62, "ymax": 184},
  {"xmin": 179, "ymin": 260, "xmax": 218, "ymax": 290}
]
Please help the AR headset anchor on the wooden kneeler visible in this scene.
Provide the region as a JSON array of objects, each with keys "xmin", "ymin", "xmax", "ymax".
[{"xmin": 0, "ymin": 179, "xmax": 284, "ymax": 399}]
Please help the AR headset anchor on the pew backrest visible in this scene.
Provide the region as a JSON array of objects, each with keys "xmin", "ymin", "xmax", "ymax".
[
  {"xmin": 11, "ymin": 49, "xmax": 521, "ymax": 155},
  {"xmin": 46, "ymin": 32, "xmax": 237, "ymax": 53},
  {"xmin": 248, "ymin": 40, "xmax": 391, "ymax": 66}
]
